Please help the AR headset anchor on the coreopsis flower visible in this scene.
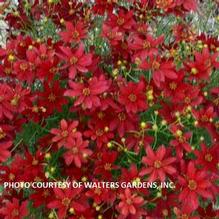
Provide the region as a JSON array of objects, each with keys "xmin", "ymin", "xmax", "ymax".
[
  {"xmin": 140, "ymin": 145, "xmax": 176, "ymax": 182},
  {"xmin": 0, "ymin": 83, "xmax": 14, "ymax": 120},
  {"xmin": 138, "ymin": 55, "xmax": 177, "ymax": 88},
  {"xmin": 37, "ymin": 81, "xmax": 67, "ymax": 115},
  {"xmin": 63, "ymin": 137, "xmax": 92, "ymax": 167},
  {"xmin": 128, "ymin": 34, "xmax": 164, "ymax": 57},
  {"xmin": 116, "ymin": 188, "xmax": 144, "ymax": 218},
  {"xmin": 194, "ymin": 143, "xmax": 218, "ymax": 173},
  {"xmin": 0, "ymin": 198, "xmax": 28, "ymax": 219},
  {"xmin": 50, "ymin": 119, "xmax": 81, "ymax": 148},
  {"xmin": 64, "ymin": 75, "xmax": 110, "ymax": 109},
  {"xmin": 176, "ymin": 0, "xmax": 197, "ymax": 11},
  {"xmin": 118, "ymin": 81, "xmax": 147, "ymax": 113},
  {"xmin": 109, "ymin": 109, "xmax": 137, "ymax": 137},
  {"xmin": 58, "ymin": 43, "xmax": 92, "ymax": 79},
  {"xmin": 101, "ymin": 24, "xmax": 123, "ymax": 46},
  {"xmin": 178, "ymin": 162, "xmax": 213, "ymax": 212},
  {"xmin": 84, "ymin": 123, "xmax": 114, "ymax": 148},
  {"xmin": 59, "ymin": 21, "xmax": 87, "ymax": 43},
  {"xmin": 94, "ymin": 151, "xmax": 118, "ymax": 179},
  {"xmin": 169, "ymin": 125, "xmax": 192, "ymax": 158},
  {"xmin": 107, "ymin": 9, "xmax": 135, "ymax": 31},
  {"xmin": 47, "ymin": 187, "xmax": 85, "ymax": 219},
  {"xmin": 185, "ymin": 48, "xmax": 218, "ymax": 80},
  {"xmin": 10, "ymin": 84, "xmax": 31, "ymax": 114},
  {"xmin": 13, "ymin": 48, "xmax": 38, "ymax": 83},
  {"xmin": 0, "ymin": 141, "xmax": 12, "ymax": 163}
]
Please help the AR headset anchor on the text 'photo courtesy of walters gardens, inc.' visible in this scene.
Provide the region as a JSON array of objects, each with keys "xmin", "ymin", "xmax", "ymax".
[{"xmin": 3, "ymin": 181, "xmax": 175, "ymax": 189}]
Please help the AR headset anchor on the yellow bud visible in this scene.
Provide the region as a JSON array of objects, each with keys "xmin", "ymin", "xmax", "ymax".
[
  {"xmin": 69, "ymin": 208, "xmax": 75, "ymax": 214},
  {"xmin": 50, "ymin": 167, "xmax": 55, "ymax": 173},
  {"xmin": 121, "ymin": 138, "xmax": 126, "ymax": 143},
  {"xmin": 200, "ymin": 136, "xmax": 204, "ymax": 141},
  {"xmin": 98, "ymin": 215, "xmax": 103, "ymax": 219},
  {"xmin": 175, "ymin": 111, "xmax": 180, "ymax": 118},
  {"xmin": 28, "ymin": 45, "xmax": 33, "ymax": 50},
  {"xmin": 140, "ymin": 122, "xmax": 146, "ymax": 129},
  {"xmin": 154, "ymin": 111, "xmax": 158, "ymax": 115},
  {"xmin": 45, "ymin": 153, "xmax": 51, "ymax": 160},
  {"xmin": 176, "ymin": 130, "xmax": 182, "ymax": 137},
  {"xmin": 60, "ymin": 18, "xmax": 65, "ymax": 24},
  {"xmin": 48, "ymin": 212, "xmax": 55, "ymax": 219},
  {"xmin": 152, "ymin": 124, "xmax": 158, "ymax": 131},
  {"xmin": 96, "ymin": 206, "xmax": 101, "ymax": 211},
  {"xmin": 107, "ymin": 142, "xmax": 113, "ymax": 148},
  {"xmin": 112, "ymin": 68, "xmax": 119, "ymax": 76},
  {"xmin": 157, "ymin": 192, "xmax": 162, "ymax": 197},
  {"xmin": 161, "ymin": 120, "xmax": 167, "ymax": 126},
  {"xmin": 191, "ymin": 67, "xmax": 198, "ymax": 75},
  {"xmin": 147, "ymin": 95, "xmax": 153, "ymax": 101},
  {"xmin": 203, "ymin": 91, "xmax": 208, "ymax": 97},
  {"xmin": 81, "ymin": 176, "xmax": 87, "ymax": 182},
  {"xmin": 194, "ymin": 121, "xmax": 198, "ymax": 126},
  {"xmin": 117, "ymin": 60, "xmax": 122, "ymax": 65},
  {"xmin": 104, "ymin": 126, "xmax": 109, "ymax": 132},
  {"xmin": 8, "ymin": 54, "xmax": 15, "ymax": 62}
]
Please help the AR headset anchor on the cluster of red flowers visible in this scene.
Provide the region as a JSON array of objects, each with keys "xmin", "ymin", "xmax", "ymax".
[{"xmin": 0, "ymin": 0, "xmax": 218, "ymax": 218}]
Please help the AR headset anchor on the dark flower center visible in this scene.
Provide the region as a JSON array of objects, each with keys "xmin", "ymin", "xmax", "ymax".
[
  {"xmin": 188, "ymin": 179, "xmax": 197, "ymax": 190},
  {"xmin": 48, "ymin": 93, "xmax": 56, "ymax": 102},
  {"xmin": 72, "ymin": 30, "xmax": 79, "ymax": 39},
  {"xmin": 70, "ymin": 56, "xmax": 78, "ymax": 64},
  {"xmin": 62, "ymin": 197, "xmax": 71, "ymax": 207},
  {"xmin": 82, "ymin": 88, "xmax": 91, "ymax": 96},
  {"xmin": 12, "ymin": 209, "xmax": 19, "ymax": 217},
  {"xmin": 169, "ymin": 82, "xmax": 177, "ymax": 90},
  {"xmin": 128, "ymin": 93, "xmax": 137, "ymax": 102},
  {"xmin": 118, "ymin": 112, "xmax": 126, "ymax": 121},
  {"xmin": 117, "ymin": 17, "xmax": 125, "ymax": 26},
  {"xmin": 152, "ymin": 61, "xmax": 160, "ymax": 70},
  {"xmin": 104, "ymin": 163, "xmax": 112, "ymax": 171},
  {"xmin": 205, "ymin": 153, "xmax": 213, "ymax": 162},
  {"xmin": 154, "ymin": 160, "xmax": 162, "ymax": 168}
]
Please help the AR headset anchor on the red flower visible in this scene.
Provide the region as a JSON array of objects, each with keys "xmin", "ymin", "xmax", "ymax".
[
  {"xmin": 138, "ymin": 55, "xmax": 177, "ymax": 88},
  {"xmin": 0, "ymin": 198, "xmax": 28, "ymax": 219},
  {"xmin": 176, "ymin": 0, "xmax": 197, "ymax": 11},
  {"xmin": 94, "ymin": 151, "xmax": 118, "ymax": 179},
  {"xmin": 178, "ymin": 162, "xmax": 213, "ymax": 212},
  {"xmin": 109, "ymin": 109, "xmax": 137, "ymax": 137},
  {"xmin": 0, "ymin": 141, "xmax": 12, "ymax": 163},
  {"xmin": 50, "ymin": 119, "xmax": 81, "ymax": 148},
  {"xmin": 58, "ymin": 43, "xmax": 92, "ymax": 79},
  {"xmin": 118, "ymin": 81, "xmax": 147, "ymax": 113},
  {"xmin": 128, "ymin": 34, "xmax": 164, "ymax": 57},
  {"xmin": 101, "ymin": 24, "xmax": 123, "ymax": 46},
  {"xmin": 10, "ymin": 84, "xmax": 30, "ymax": 114},
  {"xmin": 37, "ymin": 81, "xmax": 67, "ymax": 115},
  {"xmin": 63, "ymin": 137, "xmax": 92, "ymax": 167},
  {"xmin": 185, "ymin": 48, "xmax": 219, "ymax": 80},
  {"xmin": 169, "ymin": 125, "xmax": 192, "ymax": 158},
  {"xmin": 116, "ymin": 188, "xmax": 144, "ymax": 218},
  {"xmin": 47, "ymin": 187, "xmax": 85, "ymax": 219},
  {"xmin": 0, "ymin": 83, "xmax": 14, "ymax": 120},
  {"xmin": 107, "ymin": 9, "xmax": 135, "ymax": 31},
  {"xmin": 64, "ymin": 75, "xmax": 110, "ymax": 109},
  {"xmin": 59, "ymin": 21, "xmax": 87, "ymax": 43},
  {"xmin": 194, "ymin": 143, "xmax": 218, "ymax": 173},
  {"xmin": 140, "ymin": 145, "xmax": 176, "ymax": 182}
]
